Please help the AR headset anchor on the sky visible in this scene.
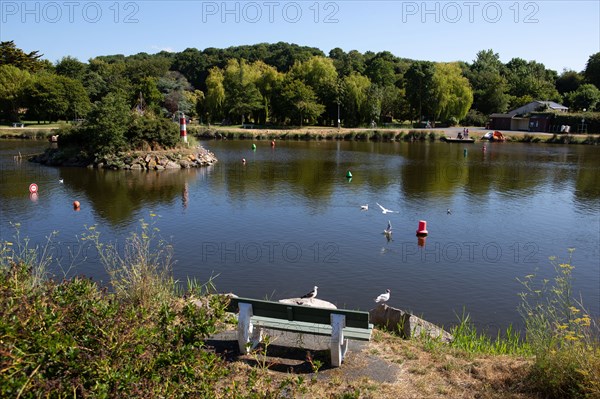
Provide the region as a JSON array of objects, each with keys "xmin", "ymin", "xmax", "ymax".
[{"xmin": 1, "ymin": 0, "xmax": 599, "ymax": 73}]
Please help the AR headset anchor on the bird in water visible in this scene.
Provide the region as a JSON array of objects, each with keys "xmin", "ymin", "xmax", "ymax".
[
  {"xmin": 59, "ymin": 179, "xmax": 64, "ymax": 184},
  {"xmin": 447, "ymin": 209, "xmax": 452, "ymax": 214},
  {"xmin": 301, "ymin": 286, "xmax": 318, "ymax": 299},
  {"xmin": 375, "ymin": 289, "xmax": 391, "ymax": 303},
  {"xmin": 384, "ymin": 220, "xmax": 393, "ymax": 235},
  {"xmin": 361, "ymin": 204, "xmax": 369, "ymax": 211},
  {"xmin": 376, "ymin": 202, "xmax": 398, "ymax": 214}
]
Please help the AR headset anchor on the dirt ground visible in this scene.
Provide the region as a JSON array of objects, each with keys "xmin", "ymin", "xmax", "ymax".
[{"xmin": 207, "ymin": 328, "xmax": 538, "ymax": 398}]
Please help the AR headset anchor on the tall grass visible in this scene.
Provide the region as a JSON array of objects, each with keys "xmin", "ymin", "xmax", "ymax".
[
  {"xmin": 82, "ymin": 216, "xmax": 174, "ymax": 308},
  {"xmin": 518, "ymin": 249, "xmax": 600, "ymax": 398},
  {"xmin": 448, "ymin": 311, "xmax": 531, "ymax": 356},
  {"xmin": 0, "ymin": 219, "xmax": 231, "ymax": 398}
]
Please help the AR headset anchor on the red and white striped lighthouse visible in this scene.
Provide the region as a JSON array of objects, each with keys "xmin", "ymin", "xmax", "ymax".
[{"xmin": 179, "ymin": 113, "xmax": 187, "ymax": 143}]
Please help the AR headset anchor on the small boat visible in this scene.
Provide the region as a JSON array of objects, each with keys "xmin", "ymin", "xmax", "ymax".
[
  {"xmin": 482, "ymin": 131, "xmax": 506, "ymax": 142},
  {"xmin": 441, "ymin": 137, "xmax": 475, "ymax": 143}
]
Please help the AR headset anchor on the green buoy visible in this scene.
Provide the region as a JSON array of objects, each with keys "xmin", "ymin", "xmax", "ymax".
[{"xmin": 346, "ymin": 170, "xmax": 353, "ymax": 178}]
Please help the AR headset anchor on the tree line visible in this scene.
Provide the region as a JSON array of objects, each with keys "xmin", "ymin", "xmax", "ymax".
[{"xmin": 1, "ymin": 40, "xmax": 600, "ymax": 130}]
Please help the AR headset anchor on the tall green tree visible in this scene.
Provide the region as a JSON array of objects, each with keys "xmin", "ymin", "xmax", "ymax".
[
  {"xmin": 342, "ymin": 72, "xmax": 371, "ymax": 127},
  {"xmin": 584, "ymin": 52, "xmax": 600, "ymax": 89},
  {"xmin": 25, "ymin": 74, "xmax": 91, "ymax": 122},
  {"xmin": 404, "ymin": 61, "xmax": 436, "ymax": 121},
  {"xmin": 556, "ymin": 69, "xmax": 583, "ymax": 95},
  {"xmin": 0, "ymin": 64, "xmax": 31, "ymax": 120},
  {"xmin": 55, "ymin": 56, "xmax": 87, "ymax": 80},
  {"xmin": 205, "ymin": 67, "xmax": 225, "ymax": 123},
  {"xmin": 565, "ymin": 83, "xmax": 600, "ymax": 111},
  {"xmin": 468, "ymin": 50, "xmax": 509, "ymax": 114},
  {"xmin": 431, "ymin": 62, "xmax": 473, "ymax": 124},
  {"xmin": 290, "ymin": 56, "xmax": 338, "ymax": 124},
  {"xmin": 504, "ymin": 58, "xmax": 560, "ymax": 101},
  {"xmin": 279, "ymin": 78, "xmax": 325, "ymax": 126},
  {"xmin": 223, "ymin": 59, "xmax": 263, "ymax": 124},
  {"xmin": 0, "ymin": 41, "xmax": 45, "ymax": 72},
  {"xmin": 82, "ymin": 91, "xmax": 131, "ymax": 155}
]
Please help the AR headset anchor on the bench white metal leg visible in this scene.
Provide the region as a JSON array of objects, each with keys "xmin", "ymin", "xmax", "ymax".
[
  {"xmin": 330, "ymin": 314, "xmax": 348, "ymax": 367},
  {"xmin": 237, "ymin": 303, "xmax": 262, "ymax": 354}
]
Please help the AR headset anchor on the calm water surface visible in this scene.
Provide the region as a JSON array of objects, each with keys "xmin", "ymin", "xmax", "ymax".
[{"xmin": 1, "ymin": 139, "xmax": 599, "ymax": 332}]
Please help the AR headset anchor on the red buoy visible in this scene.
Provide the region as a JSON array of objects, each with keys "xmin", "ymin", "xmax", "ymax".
[
  {"xmin": 73, "ymin": 200, "xmax": 80, "ymax": 210},
  {"xmin": 271, "ymin": 140, "xmax": 275, "ymax": 147},
  {"xmin": 416, "ymin": 220, "xmax": 428, "ymax": 236}
]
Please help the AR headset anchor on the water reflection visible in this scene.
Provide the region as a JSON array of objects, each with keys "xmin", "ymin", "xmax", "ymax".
[{"xmin": 1, "ymin": 139, "xmax": 598, "ymax": 331}]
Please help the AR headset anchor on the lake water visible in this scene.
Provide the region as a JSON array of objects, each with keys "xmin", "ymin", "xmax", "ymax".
[{"xmin": 1, "ymin": 139, "xmax": 599, "ymax": 333}]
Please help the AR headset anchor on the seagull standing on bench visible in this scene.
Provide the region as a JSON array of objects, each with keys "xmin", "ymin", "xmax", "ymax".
[
  {"xmin": 375, "ymin": 289, "xmax": 391, "ymax": 303},
  {"xmin": 301, "ymin": 286, "xmax": 318, "ymax": 299}
]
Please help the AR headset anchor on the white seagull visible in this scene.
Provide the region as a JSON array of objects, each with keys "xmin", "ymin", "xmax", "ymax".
[
  {"xmin": 384, "ymin": 220, "xmax": 392, "ymax": 235},
  {"xmin": 376, "ymin": 202, "xmax": 398, "ymax": 214},
  {"xmin": 375, "ymin": 289, "xmax": 391, "ymax": 303},
  {"xmin": 301, "ymin": 286, "xmax": 318, "ymax": 299},
  {"xmin": 361, "ymin": 204, "xmax": 369, "ymax": 211},
  {"xmin": 447, "ymin": 208, "xmax": 452, "ymax": 214},
  {"xmin": 59, "ymin": 179, "xmax": 64, "ymax": 184}
]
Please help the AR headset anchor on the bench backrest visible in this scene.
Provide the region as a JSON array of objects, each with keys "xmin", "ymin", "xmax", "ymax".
[{"xmin": 227, "ymin": 297, "xmax": 370, "ymax": 329}]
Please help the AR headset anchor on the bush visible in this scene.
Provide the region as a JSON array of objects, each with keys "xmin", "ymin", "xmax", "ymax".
[
  {"xmin": 0, "ymin": 221, "xmax": 230, "ymax": 398},
  {"xmin": 461, "ymin": 109, "xmax": 489, "ymax": 127},
  {"xmin": 127, "ymin": 114, "xmax": 180, "ymax": 150}
]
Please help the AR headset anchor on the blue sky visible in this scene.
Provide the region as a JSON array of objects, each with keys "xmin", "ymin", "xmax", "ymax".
[{"xmin": 1, "ymin": 1, "xmax": 599, "ymax": 72}]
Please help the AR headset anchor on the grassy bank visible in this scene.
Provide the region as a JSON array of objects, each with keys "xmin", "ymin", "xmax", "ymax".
[
  {"xmin": 190, "ymin": 126, "xmax": 600, "ymax": 145},
  {"xmin": 2, "ymin": 125, "xmax": 599, "ymax": 145},
  {"xmin": 1, "ymin": 224, "xmax": 598, "ymax": 398}
]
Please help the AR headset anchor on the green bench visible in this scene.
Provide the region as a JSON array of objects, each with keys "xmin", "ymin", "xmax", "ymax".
[{"xmin": 226, "ymin": 297, "xmax": 373, "ymax": 367}]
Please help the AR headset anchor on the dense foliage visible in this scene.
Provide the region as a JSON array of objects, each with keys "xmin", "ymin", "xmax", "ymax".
[{"xmin": 1, "ymin": 41, "xmax": 599, "ymax": 131}]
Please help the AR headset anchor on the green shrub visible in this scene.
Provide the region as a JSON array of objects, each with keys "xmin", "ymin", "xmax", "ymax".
[{"xmin": 0, "ymin": 221, "xmax": 230, "ymax": 398}]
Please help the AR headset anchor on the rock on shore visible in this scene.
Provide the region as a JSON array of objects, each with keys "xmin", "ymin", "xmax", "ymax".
[{"xmin": 30, "ymin": 146, "xmax": 217, "ymax": 170}]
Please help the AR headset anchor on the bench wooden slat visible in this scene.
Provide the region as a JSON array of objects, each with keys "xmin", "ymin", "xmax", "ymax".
[
  {"xmin": 251, "ymin": 316, "xmax": 373, "ymax": 341},
  {"xmin": 227, "ymin": 297, "xmax": 370, "ymax": 329}
]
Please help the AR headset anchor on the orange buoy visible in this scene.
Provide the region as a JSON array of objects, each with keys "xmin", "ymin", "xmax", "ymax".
[
  {"xmin": 416, "ymin": 220, "xmax": 428, "ymax": 236},
  {"xmin": 271, "ymin": 140, "xmax": 275, "ymax": 147},
  {"xmin": 73, "ymin": 200, "xmax": 80, "ymax": 210}
]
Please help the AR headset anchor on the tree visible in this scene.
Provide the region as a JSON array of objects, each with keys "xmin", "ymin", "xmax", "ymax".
[
  {"xmin": 584, "ymin": 52, "xmax": 600, "ymax": 89},
  {"xmin": 290, "ymin": 56, "xmax": 338, "ymax": 124},
  {"xmin": 380, "ymin": 85, "xmax": 410, "ymax": 122},
  {"xmin": 172, "ymin": 47, "xmax": 210, "ymax": 90},
  {"xmin": 24, "ymin": 74, "xmax": 90, "ymax": 123},
  {"xmin": 341, "ymin": 72, "xmax": 371, "ymax": 126},
  {"xmin": 223, "ymin": 59, "xmax": 263, "ymax": 124},
  {"xmin": 205, "ymin": 67, "xmax": 225, "ymax": 123},
  {"xmin": 565, "ymin": 84, "xmax": 600, "ymax": 111},
  {"xmin": 556, "ymin": 69, "xmax": 583, "ymax": 95},
  {"xmin": 253, "ymin": 61, "xmax": 283, "ymax": 123},
  {"xmin": 55, "ymin": 56, "xmax": 87, "ymax": 81},
  {"xmin": 504, "ymin": 58, "xmax": 560, "ymax": 101},
  {"xmin": 0, "ymin": 41, "xmax": 45, "ymax": 72},
  {"xmin": 0, "ymin": 64, "xmax": 31, "ymax": 121},
  {"xmin": 431, "ymin": 63, "xmax": 473, "ymax": 124},
  {"xmin": 404, "ymin": 61, "xmax": 436, "ymax": 121},
  {"xmin": 279, "ymin": 78, "xmax": 325, "ymax": 126},
  {"xmin": 365, "ymin": 52, "xmax": 397, "ymax": 87},
  {"xmin": 82, "ymin": 91, "xmax": 131, "ymax": 155},
  {"xmin": 468, "ymin": 50, "xmax": 510, "ymax": 114}
]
